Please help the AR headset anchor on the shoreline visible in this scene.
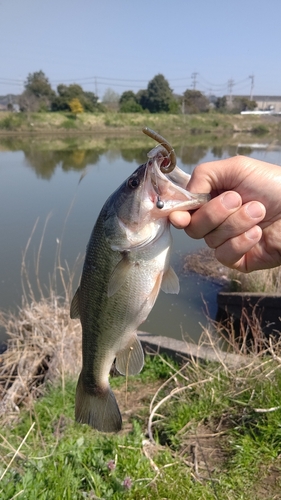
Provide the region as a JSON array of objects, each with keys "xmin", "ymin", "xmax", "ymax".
[{"xmin": 0, "ymin": 111, "xmax": 280, "ymax": 138}]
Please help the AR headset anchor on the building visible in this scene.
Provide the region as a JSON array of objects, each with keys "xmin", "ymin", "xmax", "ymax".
[{"xmin": 252, "ymin": 95, "xmax": 281, "ymax": 113}]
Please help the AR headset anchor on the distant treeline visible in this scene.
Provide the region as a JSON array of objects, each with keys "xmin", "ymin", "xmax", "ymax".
[{"xmin": 5, "ymin": 70, "xmax": 257, "ymax": 115}]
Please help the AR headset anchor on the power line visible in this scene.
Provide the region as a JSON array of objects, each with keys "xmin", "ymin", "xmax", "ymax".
[{"xmin": 0, "ymin": 72, "xmax": 258, "ymax": 97}]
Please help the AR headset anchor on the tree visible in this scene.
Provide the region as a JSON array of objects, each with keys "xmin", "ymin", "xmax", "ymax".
[
  {"xmin": 215, "ymin": 96, "xmax": 227, "ymax": 111},
  {"xmin": 103, "ymin": 88, "xmax": 120, "ymax": 103},
  {"xmin": 18, "ymin": 91, "xmax": 39, "ymax": 113},
  {"xmin": 24, "ymin": 70, "xmax": 55, "ymax": 100},
  {"xmin": 119, "ymin": 91, "xmax": 137, "ymax": 105},
  {"xmin": 182, "ymin": 89, "xmax": 209, "ymax": 114},
  {"xmin": 52, "ymin": 84, "xmax": 100, "ymax": 112},
  {"xmin": 69, "ymin": 98, "xmax": 84, "ymax": 117},
  {"xmin": 52, "ymin": 84, "xmax": 84, "ymax": 111},
  {"xmin": 232, "ymin": 96, "xmax": 257, "ymax": 113},
  {"xmin": 102, "ymin": 88, "xmax": 120, "ymax": 111},
  {"xmin": 119, "ymin": 91, "xmax": 143, "ymax": 112},
  {"xmin": 139, "ymin": 74, "xmax": 174, "ymax": 113},
  {"xmin": 20, "ymin": 70, "xmax": 55, "ymax": 112},
  {"xmin": 136, "ymin": 89, "xmax": 149, "ymax": 110},
  {"xmin": 83, "ymin": 91, "xmax": 99, "ymax": 112}
]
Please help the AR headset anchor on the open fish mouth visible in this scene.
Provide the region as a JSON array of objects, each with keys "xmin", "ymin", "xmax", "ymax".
[{"xmin": 142, "ymin": 129, "xmax": 211, "ymax": 215}]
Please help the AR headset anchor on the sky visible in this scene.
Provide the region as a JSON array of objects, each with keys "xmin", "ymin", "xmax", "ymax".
[{"xmin": 1, "ymin": 0, "xmax": 281, "ymax": 99}]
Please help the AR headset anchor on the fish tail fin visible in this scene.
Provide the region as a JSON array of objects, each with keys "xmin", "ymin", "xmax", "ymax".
[{"xmin": 75, "ymin": 373, "xmax": 122, "ymax": 432}]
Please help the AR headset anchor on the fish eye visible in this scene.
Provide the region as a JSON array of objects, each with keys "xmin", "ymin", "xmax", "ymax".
[{"xmin": 127, "ymin": 176, "xmax": 140, "ymax": 189}]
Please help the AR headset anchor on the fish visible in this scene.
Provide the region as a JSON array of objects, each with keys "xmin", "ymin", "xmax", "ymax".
[{"xmin": 70, "ymin": 132, "xmax": 210, "ymax": 432}]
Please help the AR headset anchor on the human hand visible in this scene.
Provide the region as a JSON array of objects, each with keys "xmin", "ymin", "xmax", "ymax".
[{"xmin": 169, "ymin": 156, "xmax": 281, "ymax": 272}]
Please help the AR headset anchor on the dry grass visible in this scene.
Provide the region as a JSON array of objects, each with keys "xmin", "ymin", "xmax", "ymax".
[
  {"xmin": 0, "ymin": 296, "xmax": 81, "ymax": 420},
  {"xmin": 184, "ymin": 247, "xmax": 281, "ymax": 293},
  {"xmin": 0, "ymin": 219, "xmax": 82, "ymax": 422}
]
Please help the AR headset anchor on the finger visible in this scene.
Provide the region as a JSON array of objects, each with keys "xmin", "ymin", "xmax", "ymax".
[
  {"xmin": 205, "ymin": 201, "xmax": 266, "ymax": 248},
  {"xmin": 184, "ymin": 191, "xmax": 242, "ymax": 239},
  {"xmin": 169, "ymin": 210, "xmax": 191, "ymax": 229},
  {"xmin": 214, "ymin": 225, "xmax": 263, "ymax": 271},
  {"xmin": 185, "ymin": 156, "xmax": 250, "ymax": 194}
]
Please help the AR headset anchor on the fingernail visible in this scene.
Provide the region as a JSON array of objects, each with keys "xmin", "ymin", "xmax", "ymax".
[
  {"xmin": 245, "ymin": 226, "xmax": 261, "ymax": 240},
  {"xmin": 245, "ymin": 202, "xmax": 265, "ymax": 219},
  {"xmin": 221, "ymin": 192, "xmax": 241, "ymax": 210}
]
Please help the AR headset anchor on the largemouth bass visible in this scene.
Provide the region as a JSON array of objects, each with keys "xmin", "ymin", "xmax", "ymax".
[{"xmin": 70, "ymin": 133, "xmax": 210, "ymax": 432}]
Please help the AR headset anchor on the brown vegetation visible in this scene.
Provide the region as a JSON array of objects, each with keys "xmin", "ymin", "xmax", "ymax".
[{"xmin": 184, "ymin": 247, "xmax": 281, "ymax": 293}]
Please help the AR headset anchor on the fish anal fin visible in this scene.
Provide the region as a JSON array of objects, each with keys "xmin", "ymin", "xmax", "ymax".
[
  {"xmin": 70, "ymin": 287, "xmax": 80, "ymax": 319},
  {"xmin": 107, "ymin": 253, "xmax": 134, "ymax": 297},
  {"xmin": 115, "ymin": 334, "xmax": 144, "ymax": 376},
  {"xmin": 161, "ymin": 266, "xmax": 180, "ymax": 294},
  {"xmin": 75, "ymin": 373, "xmax": 122, "ymax": 432}
]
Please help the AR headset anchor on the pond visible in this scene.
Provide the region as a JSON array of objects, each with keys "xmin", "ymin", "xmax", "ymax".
[{"xmin": 1, "ymin": 135, "xmax": 281, "ymax": 346}]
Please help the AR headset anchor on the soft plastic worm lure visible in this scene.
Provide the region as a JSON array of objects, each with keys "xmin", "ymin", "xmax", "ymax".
[{"xmin": 142, "ymin": 127, "xmax": 177, "ymax": 174}]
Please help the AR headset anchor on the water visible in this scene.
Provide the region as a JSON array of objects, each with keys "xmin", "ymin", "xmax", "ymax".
[{"xmin": 1, "ymin": 136, "xmax": 281, "ymax": 345}]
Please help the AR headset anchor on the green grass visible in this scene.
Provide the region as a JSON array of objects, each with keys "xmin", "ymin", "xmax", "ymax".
[
  {"xmin": 1, "ymin": 354, "xmax": 281, "ymax": 499},
  {"xmin": 61, "ymin": 119, "xmax": 78, "ymax": 129},
  {"xmin": 0, "ymin": 110, "xmax": 280, "ymax": 139},
  {"xmin": 0, "ymin": 113, "xmax": 27, "ymax": 130}
]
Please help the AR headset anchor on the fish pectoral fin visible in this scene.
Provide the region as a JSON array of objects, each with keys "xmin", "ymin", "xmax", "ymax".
[
  {"xmin": 161, "ymin": 266, "xmax": 180, "ymax": 294},
  {"xmin": 70, "ymin": 287, "xmax": 80, "ymax": 318},
  {"xmin": 107, "ymin": 253, "xmax": 134, "ymax": 297},
  {"xmin": 115, "ymin": 334, "xmax": 144, "ymax": 376},
  {"xmin": 145, "ymin": 272, "xmax": 163, "ymax": 311}
]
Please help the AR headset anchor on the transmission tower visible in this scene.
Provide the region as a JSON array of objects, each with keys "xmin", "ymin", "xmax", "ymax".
[
  {"xmin": 191, "ymin": 72, "xmax": 198, "ymax": 90},
  {"xmin": 228, "ymin": 79, "xmax": 234, "ymax": 106}
]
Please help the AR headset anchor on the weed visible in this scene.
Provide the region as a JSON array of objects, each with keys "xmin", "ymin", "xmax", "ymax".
[
  {"xmin": 0, "ymin": 113, "xmax": 27, "ymax": 130},
  {"xmin": 252, "ymin": 124, "xmax": 269, "ymax": 136},
  {"xmin": 61, "ymin": 119, "xmax": 78, "ymax": 129},
  {"xmin": 184, "ymin": 247, "xmax": 281, "ymax": 294}
]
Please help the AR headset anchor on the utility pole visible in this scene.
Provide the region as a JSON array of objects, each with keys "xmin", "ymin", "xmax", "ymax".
[
  {"xmin": 228, "ymin": 78, "xmax": 234, "ymax": 107},
  {"xmin": 249, "ymin": 74, "xmax": 254, "ymax": 100},
  {"xmin": 191, "ymin": 72, "xmax": 198, "ymax": 90},
  {"xmin": 94, "ymin": 77, "xmax": 98, "ymax": 98}
]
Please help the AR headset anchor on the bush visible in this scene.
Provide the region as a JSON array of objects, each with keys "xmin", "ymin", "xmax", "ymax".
[
  {"xmin": 0, "ymin": 113, "xmax": 26, "ymax": 130},
  {"xmin": 119, "ymin": 100, "xmax": 143, "ymax": 113},
  {"xmin": 252, "ymin": 124, "xmax": 269, "ymax": 136}
]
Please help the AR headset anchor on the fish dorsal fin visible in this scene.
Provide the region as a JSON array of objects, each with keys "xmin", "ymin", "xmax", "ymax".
[
  {"xmin": 70, "ymin": 287, "xmax": 80, "ymax": 319},
  {"xmin": 115, "ymin": 334, "xmax": 144, "ymax": 376},
  {"xmin": 107, "ymin": 253, "xmax": 134, "ymax": 297},
  {"xmin": 161, "ymin": 266, "xmax": 180, "ymax": 294}
]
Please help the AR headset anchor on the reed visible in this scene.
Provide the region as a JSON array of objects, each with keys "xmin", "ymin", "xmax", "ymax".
[{"xmin": 0, "ymin": 219, "xmax": 83, "ymax": 422}]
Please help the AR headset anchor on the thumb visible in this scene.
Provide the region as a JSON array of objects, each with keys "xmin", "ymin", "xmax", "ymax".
[{"xmin": 186, "ymin": 157, "xmax": 246, "ymax": 195}]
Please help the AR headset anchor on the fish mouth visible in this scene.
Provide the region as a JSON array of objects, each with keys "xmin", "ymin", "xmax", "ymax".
[
  {"xmin": 145, "ymin": 154, "xmax": 210, "ymax": 216},
  {"xmin": 148, "ymin": 154, "xmax": 174, "ymax": 196}
]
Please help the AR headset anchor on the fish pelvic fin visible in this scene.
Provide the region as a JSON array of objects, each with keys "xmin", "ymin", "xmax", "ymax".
[
  {"xmin": 70, "ymin": 287, "xmax": 80, "ymax": 319},
  {"xmin": 75, "ymin": 373, "xmax": 122, "ymax": 432},
  {"xmin": 115, "ymin": 334, "xmax": 144, "ymax": 376},
  {"xmin": 161, "ymin": 266, "xmax": 180, "ymax": 294}
]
